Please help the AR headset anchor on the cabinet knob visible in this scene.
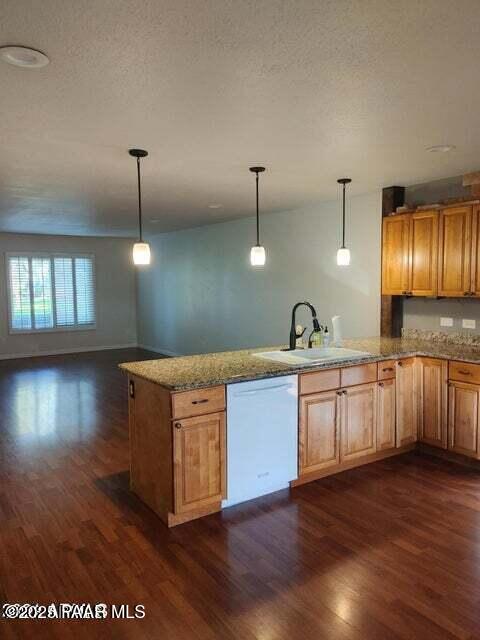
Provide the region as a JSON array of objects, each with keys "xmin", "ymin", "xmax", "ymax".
[
  {"xmin": 343, "ymin": 390, "xmax": 347, "ymax": 395},
  {"xmin": 336, "ymin": 391, "xmax": 342, "ymax": 396},
  {"xmin": 174, "ymin": 422, "xmax": 182, "ymax": 429},
  {"xmin": 378, "ymin": 382, "xmax": 384, "ymax": 387},
  {"xmin": 397, "ymin": 361, "xmax": 403, "ymax": 367}
]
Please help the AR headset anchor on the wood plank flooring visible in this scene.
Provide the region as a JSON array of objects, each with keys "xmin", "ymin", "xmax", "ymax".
[{"xmin": 2, "ymin": 349, "xmax": 480, "ymax": 639}]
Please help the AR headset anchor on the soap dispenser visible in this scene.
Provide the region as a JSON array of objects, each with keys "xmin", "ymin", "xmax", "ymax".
[
  {"xmin": 308, "ymin": 326, "xmax": 324, "ymax": 348},
  {"xmin": 323, "ymin": 327, "xmax": 331, "ymax": 347}
]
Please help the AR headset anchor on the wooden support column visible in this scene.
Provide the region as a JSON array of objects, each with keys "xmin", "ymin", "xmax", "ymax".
[{"xmin": 381, "ymin": 186, "xmax": 405, "ymax": 338}]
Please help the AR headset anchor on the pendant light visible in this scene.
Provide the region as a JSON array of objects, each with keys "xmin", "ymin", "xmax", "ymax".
[
  {"xmin": 337, "ymin": 178, "xmax": 352, "ymax": 266},
  {"xmin": 249, "ymin": 166, "xmax": 266, "ymax": 266},
  {"xmin": 129, "ymin": 148, "xmax": 151, "ymax": 266}
]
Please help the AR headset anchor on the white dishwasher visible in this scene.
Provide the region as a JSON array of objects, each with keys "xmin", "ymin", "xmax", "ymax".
[{"xmin": 223, "ymin": 375, "xmax": 298, "ymax": 508}]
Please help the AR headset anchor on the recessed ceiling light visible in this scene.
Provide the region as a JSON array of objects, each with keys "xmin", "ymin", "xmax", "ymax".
[
  {"xmin": 0, "ymin": 46, "xmax": 49, "ymax": 68},
  {"xmin": 426, "ymin": 144, "xmax": 456, "ymax": 153},
  {"xmin": 208, "ymin": 203, "xmax": 222, "ymax": 209}
]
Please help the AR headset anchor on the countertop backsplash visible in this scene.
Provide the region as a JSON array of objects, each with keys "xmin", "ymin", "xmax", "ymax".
[{"xmin": 402, "ymin": 328, "xmax": 480, "ymax": 347}]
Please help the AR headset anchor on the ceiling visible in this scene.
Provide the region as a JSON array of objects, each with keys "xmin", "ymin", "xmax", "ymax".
[{"xmin": 2, "ymin": 0, "xmax": 480, "ymax": 238}]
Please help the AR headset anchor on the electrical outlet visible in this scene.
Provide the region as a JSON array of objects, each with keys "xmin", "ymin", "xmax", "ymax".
[
  {"xmin": 462, "ymin": 319, "xmax": 476, "ymax": 329},
  {"xmin": 440, "ymin": 317, "xmax": 454, "ymax": 327}
]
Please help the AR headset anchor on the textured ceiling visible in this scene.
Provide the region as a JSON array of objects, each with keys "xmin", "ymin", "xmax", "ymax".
[{"xmin": 1, "ymin": 0, "xmax": 480, "ymax": 237}]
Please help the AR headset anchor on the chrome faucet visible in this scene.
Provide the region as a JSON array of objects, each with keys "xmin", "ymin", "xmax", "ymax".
[{"xmin": 287, "ymin": 301, "xmax": 321, "ymax": 350}]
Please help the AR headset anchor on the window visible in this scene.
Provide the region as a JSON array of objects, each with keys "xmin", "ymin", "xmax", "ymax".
[{"xmin": 7, "ymin": 253, "xmax": 96, "ymax": 333}]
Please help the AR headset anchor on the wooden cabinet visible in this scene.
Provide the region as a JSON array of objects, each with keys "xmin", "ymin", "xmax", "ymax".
[
  {"xmin": 438, "ymin": 206, "xmax": 472, "ymax": 297},
  {"xmin": 470, "ymin": 205, "xmax": 480, "ymax": 295},
  {"xmin": 377, "ymin": 379, "xmax": 396, "ymax": 451},
  {"xmin": 448, "ymin": 381, "xmax": 479, "ymax": 458},
  {"xmin": 409, "ymin": 211, "xmax": 439, "ymax": 296},
  {"xmin": 382, "ymin": 211, "xmax": 438, "ymax": 296},
  {"xmin": 172, "ymin": 385, "xmax": 225, "ymax": 420},
  {"xmin": 128, "ymin": 375, "xmax": 226, "ymax": 527},
  {"xmin": 382, "ymin": 214, "xmax": 411, "ymax": 295},
  {"xmin": 340, "ymin": 383, "xmax": 377, "ymax": 461},
  {"xmin": 396, "ymin": 358, "xmax": 417, "ymax": 447},
  {"xmin": 173, "ymin": 412, "xmax": 226, "ymax": 514},
  {"xmin": 299, "ymin": 390, "xmax": 340, "ymax": 475},
  {"xmin": 417, "ymin": 358, "xmax": 447, "ymax": 448}
]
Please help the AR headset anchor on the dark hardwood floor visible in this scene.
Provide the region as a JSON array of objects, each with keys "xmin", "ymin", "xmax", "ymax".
[{"xmin": 2, "ymin": 349, "xmax": 480, "ymax": 639}]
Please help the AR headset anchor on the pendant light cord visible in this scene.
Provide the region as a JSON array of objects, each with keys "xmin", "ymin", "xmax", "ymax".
[
  {"xmin": 136, "ymin": 157, "xmax": 143, "ymax": 242},
  {"xmin": 255, "ymin": 171, "xmax": 260, "ymax": 246},
  {"xmin": 342, "ymin": 182, "xmax": 346, "ymax": 249}
]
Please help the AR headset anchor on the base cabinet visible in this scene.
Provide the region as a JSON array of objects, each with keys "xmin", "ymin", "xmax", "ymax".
[
  {"xmin": 299, "ymin": 376, "xmax": 379, "ymax": 479},
  {"xmin": 340, "ymin": 383, "xmax": 377, "ymax": 462},
  {"xmin": 128, "ymin": 375, "xmax": 227, "ymax": 527},
  {"xmin": 173, "ymin": 412, "xmax": 226, "ymax": 514},
  {"xmin": 377, "ymin": 379, "xmax": 396, "ymax": 451},
  {"xmin": 299, "ymin": 390, "xmax": 340, "ymax": 475},
  {"xmin": 448, "ymin": 381, "xmax": 479, "ymax": 458},
  {"xmin": 396, "ymin": 358, "xmax": 417, "ymax": 447},
  {"xmin": 418, "ymin": 358, "xmax": 448, "ymax": 448}
]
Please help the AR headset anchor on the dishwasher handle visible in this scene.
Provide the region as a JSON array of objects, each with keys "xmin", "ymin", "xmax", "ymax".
[{"xmin": 232, "ymin": 382, "xmax": 295, "ymax": 397}]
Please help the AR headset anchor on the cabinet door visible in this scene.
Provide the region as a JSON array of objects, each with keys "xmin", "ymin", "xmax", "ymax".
[
  {"xmin": 470, "ymin": 205, "xmax": 480, "ymax": 296},
  {"xmin": 417, "ymin": 358, "xmax": 447, "ymax": 448},
  {"xmin": 382, "ymin": 214, "xmax": 411, "ymax": 295},
  {"xmin": 438, "ymin": 206, "xmax": 472, "ymax": 297},
  {"xmin": 448, "ymin": 382, "xmax": 479, "ymax": 458},
  {"xmin": 396, "ymin": 358, "xmax": 417, "ymax": 447},
  {"xmin": 173, "ymin": 411, "xmax": 226, "ymax": 514},
  {"xmin": 340, "ymin": 382, "xmax": 377, "ymax": 462},
  {"xmin": 377, "ymin": 379, "xmax": 396, "ymax": 451},
  {"xmin": 299, "ymin": 390, "xmax": 340, "ymax": 476},
  {"xmin": 409, "ymin": 211, "xmax": 438, "ymax": 296}
]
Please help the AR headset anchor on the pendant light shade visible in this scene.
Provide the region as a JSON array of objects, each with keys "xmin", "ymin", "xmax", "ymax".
[
  {"xmin": 250, "ymin": 245, "xmax": 266, "ymax": 266},
  {"xmin": 337, "ymin": 178, "xmax": 352, "ymax": 266},
  {"xmin": 336, "ymin": 247, "xmax": 351, "ymax": 266},
  {"xmin": 129, "ymin": 148, "xmax": 151, "ymax": 266},
  {"xmin": 132, "ymin": 242, "xmax": 151, "ymax": 265},
  {"xmin": 249, "ymin": 166, "xmax": 266, "ymax": 267}
]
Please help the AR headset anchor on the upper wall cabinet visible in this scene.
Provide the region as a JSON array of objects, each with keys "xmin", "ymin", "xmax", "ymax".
[
  {"xmin": 438, "ymin": 206, "xmax": 472, "ymax": 297},
  {"xmin": 382, "ymin": 210, "xmax": 438, "ymax": 296},
  {"xmin": 382, "ymin": 214, "xmax": 411, "ymax": 295},
  {"xmin": 410, "ymin": 211, "xmax": 439, "ymax": 296},
  {"xmin": 470, "ymin": 206, "xmax": 480, "ymax": 296}
]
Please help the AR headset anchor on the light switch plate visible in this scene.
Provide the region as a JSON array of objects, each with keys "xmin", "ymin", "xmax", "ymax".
[
  {"xmin": 440, "ymin": 317, "xmax": 454, "ymax": 327},
  {"xmin": 462, "ymin": 319, "xmax": 476, "ymax": 329}
]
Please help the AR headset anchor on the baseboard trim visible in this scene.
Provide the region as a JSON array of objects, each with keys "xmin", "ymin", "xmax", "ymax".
[
  {"xmin": 137, "ymin": 343, "xmax": 182, "ymax": 357},
  {"xmin": 291, "ymin": 444, "xmax": 416, "ymax": 487},
  {"xmin": 0, "ymin": 343, "xmax": 138, "ymax": 361}
]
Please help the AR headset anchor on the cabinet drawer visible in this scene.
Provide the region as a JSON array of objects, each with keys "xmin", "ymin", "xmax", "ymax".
[
  {"xmin": 299, "ymin": 368, "xmax": 340, "ymax": 395},
  {"xmin": 378, "ymin": 360, "xmax": 396, "ymax": 380},
  {"xmin": 449, "ymin": 361, "xmax": 480, "ymax": 385},
  {"xmin": 341, "ymin": 363, "xmax": 377, "ymax": 387},
  {"xmin": 172, "ymin": 385, "xmax": 226, "ymax": 419}
]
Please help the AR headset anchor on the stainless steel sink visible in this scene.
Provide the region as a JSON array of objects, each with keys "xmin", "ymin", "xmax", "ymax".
[{"xmin": 253, "ymin": 347, "xmax": 373, "ymax": 367}]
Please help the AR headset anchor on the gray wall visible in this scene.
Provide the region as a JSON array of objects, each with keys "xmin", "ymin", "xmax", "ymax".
[
  {"xmin": 0, "ymin": 233, "xmax": 137, "ymax": 358},
  {"xmin": 137, "ymin": 191, "xmax": 382, "ymax": 355},
  {"xmin": 403, "ymin": 298, "xmax": 480, "ymax": 334}
]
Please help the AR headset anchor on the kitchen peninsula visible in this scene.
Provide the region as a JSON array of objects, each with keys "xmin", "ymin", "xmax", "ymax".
[{"xmin": 121, "ymin": 334, "xmax": 480, "ymax": 527}]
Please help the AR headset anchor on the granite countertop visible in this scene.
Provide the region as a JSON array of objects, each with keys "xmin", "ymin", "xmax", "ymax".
[{"xmin": 119, "ymin": 336, "xmax": 480, "ymax": 392}]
